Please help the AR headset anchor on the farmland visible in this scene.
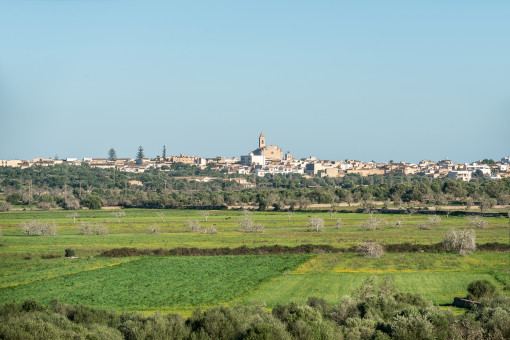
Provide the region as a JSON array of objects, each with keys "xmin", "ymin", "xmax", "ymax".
[{"xmin": 0, "ymin": 208, "xmax": 509, "ymax": 314}]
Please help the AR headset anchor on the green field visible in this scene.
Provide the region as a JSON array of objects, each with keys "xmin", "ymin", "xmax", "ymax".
[
  {"xmin": 0, "ymin": 209, "xmax": 508, "ymax": 256},
  {"xmin": 0, "ymin": 209, "xmax": 508, "ymax": 314}
]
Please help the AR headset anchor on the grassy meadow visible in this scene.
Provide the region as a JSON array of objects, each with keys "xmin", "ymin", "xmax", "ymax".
[{"xmin": 0, "ymin": 208, "xmax": 508, "ymax": 314}]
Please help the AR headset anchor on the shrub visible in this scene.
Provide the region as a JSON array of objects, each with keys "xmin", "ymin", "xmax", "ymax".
[
  {"xmin": 77, "ymin": 223, "xmax": 108, "ymax": 235},
  {"xmin": 335, "ymin": 219, "xmax": 342, "ymax": 229},
  {"xmin": 19, "ymin": 220, "xmax": 57, "ymax": 236},
  {"xmin": 442, "ymin": 229, "xmax": 476, "ymax": 256},
  {"xmin": 203, "ymin": 225, "xmax": 218, "ymax": 234},
  {"xmin": 64, "ymin": 198, "xmax": 80, "ymax": 210},
  {"xmin": 391, "ymin": 308, "xmax": 435, "ymax": 340},
  {"xmin": 22, "ymin": 299, "xmax": 44, "ymax": 312},
  {"xmin": 81, "ymin": 194, "xmax": 104, "ymax": 210},
  {"xmin": 0, "ymin": 202, "xmax": 12, "ymax": 212},
  {"xmin": 37, "ymin": 202, "xmax": 54, "ymax": 211},
  {"xmin": 187, "ymin": 220, "xmax": 202, "ymax": 233},
  {"xmin": 417, "ymin": 223, "xmax": 431, "ymax": 230},
  {"xmin": 95, "ymin": 225, "xmax": 109, "ymax": 235},
  {"xmin": 41, "ymin": 254, "xmax": 61, "ymax": 259},
  {"xmin": 467, "ymin": 280, "xmax": 499, "ymax": 300},
  {"xmin": 147, "ymin": 224, "xmax": 160, "ymax": 234},
  {"xmin": 467, "ymin": 216, "xmax": 488, "ymax": 229},
  {"xmin": 358, "ymin": 242, "xmax": 384, "ymax": 258},
  {"xmin": 360, "ymin": 217, "xmax": 387, "ymax": 230},
  {"xmin": 65, "ymin": 249, "xmax": 76, "ymax": 258},
  {"xmin": 239, "ymin": 217, "xmax": 264, "ymax": 233},
  {"xmin": 427, "ymin": 215, "xmax": 441, "ymax": 227},
  {"xmin": 77, "ymin": 223, "xmax": 94, "ymax": 235}
]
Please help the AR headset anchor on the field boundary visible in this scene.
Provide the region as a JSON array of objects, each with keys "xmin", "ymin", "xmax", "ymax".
[{"xmin": 99, "ymin": 242, "xmax": 510, "ymax": 257}]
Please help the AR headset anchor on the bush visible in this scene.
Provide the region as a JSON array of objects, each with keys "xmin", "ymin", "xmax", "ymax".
[
  {"xmin": 37, "ymin": 201, "xmax": 55, "ymax": 211},
  {"xmin": 335, "ymin": 219, "xmax": 342, "ymax": 229},
  {"xmin": 41, "ymin": 254, "xmax": 61, "ymax": 259},
  {"xmin": 65, "ymin": 249, "xmax": 76, "ymax": 258},
  {"xmin": 467, "ymin": 280, "xmax": 499, "ymax": 300},
  {"xmin": 239, "ymin": 217, "xmax": 265, "ymax": 233},
  {"xmin": 19, "ymin": 220, "xmax": 57, "ymax": 236},
  {"xmin": 64, "ymin": 198, "xmax": 80, "ymax": 210},
  {"xmin": 147, "ymin": 224, "xmax": 160, "ymax": 234},
  {"xmin": 467, "ymin": 216, "xmax": 488, "ymax": 229},
  {"xmin": 81, "ymin": 194, "xmax": 104, "ymax": 210},
  {"xmin": 77, "ymin": 223, "xmax": 108, "ymax": 235},
  {"xmin": 417, "ymin": 223, "xmax": 431, "ymax": 230},
  {"xmin": 427, "ymin": 215, "xmax": 441, "ymax": 226},
  {"xmin": 203, "ymin": 225, "xmax": 218, "ymax": 234},
  {"xmin": 358, "ymin": 242, "xmax": 384, "ymax": 258},
  {"xmin": 442, "ymin": 229, "xmax": 476, "ymax": 256},
  {"xmin": 95, "ymin": 225, "xmax": 109, "ymax": 235},
  {"xmin": 187, "ymin": 220, "xmax": 202, "ymax": 233},
  {"xmin": 360, "ymin": 217, "xmax": 387, "ymax": 230},
  {"xmin": 0, "ymin": 202, "xmax": 12, "ymax": 212}
]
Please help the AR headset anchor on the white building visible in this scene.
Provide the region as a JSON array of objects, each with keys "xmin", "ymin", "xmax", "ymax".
[
  {"xmin": 446, "ymin": 171, "xmax": 472, "ymax": 182},
  {"xmin": 241, "ymin": 153, "xmax": 265, "ymax": 166},
  {"xmin": 466, "ymin": 163, "xmax": 491, "ymax": 176}
]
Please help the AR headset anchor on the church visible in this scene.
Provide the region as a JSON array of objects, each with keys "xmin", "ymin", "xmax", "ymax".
[
  {"xmin": 252, "ymin": 132, "xmax": 283, "ymax": 161},
  {"xmin": 240, "ymin": 132, "xmax": 283, "ymax": 166}
]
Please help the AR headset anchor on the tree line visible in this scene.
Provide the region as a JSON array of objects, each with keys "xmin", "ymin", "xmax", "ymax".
[{"xmin": 1, "ymin": 164, "xmax": 509, "ymax": 211}]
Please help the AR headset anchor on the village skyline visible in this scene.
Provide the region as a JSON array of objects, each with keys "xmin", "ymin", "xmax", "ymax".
[{"xmin": 2, "ymin": 132, "xmax": 509, "ymax": 181}]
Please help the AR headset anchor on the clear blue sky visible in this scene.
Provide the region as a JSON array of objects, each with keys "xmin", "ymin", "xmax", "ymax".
[{"xmin": 1, "ymin": 1, "xmax": 509, "ymax": 163}]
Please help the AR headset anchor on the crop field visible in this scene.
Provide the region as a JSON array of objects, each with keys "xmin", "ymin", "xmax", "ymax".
[
  {"xmin": 0, "ymin": 255, "xmax": 311, "ymax": 313},
  {"xmin": 0, "ymin": 208, "xmax": 508, "ymax": 314}
]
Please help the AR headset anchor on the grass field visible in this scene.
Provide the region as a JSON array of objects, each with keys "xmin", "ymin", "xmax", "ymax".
[
  {"xmin": 0, "ymin": 208, "xmax": 508, "ymax": 314},
  {"xmin": 0, "ymin": 209, "xmax": 508, "ymax": 257}
]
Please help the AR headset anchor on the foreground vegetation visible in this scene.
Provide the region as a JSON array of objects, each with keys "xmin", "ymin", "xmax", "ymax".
[{"xmin": 1, "ymin": 278, "xmax": 509, "ymax": 340}]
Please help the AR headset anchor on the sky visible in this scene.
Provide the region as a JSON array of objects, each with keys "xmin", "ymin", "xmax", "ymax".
[{"xmin": 0, "ymin": 1, "xmax": 509, "ymax": 163}]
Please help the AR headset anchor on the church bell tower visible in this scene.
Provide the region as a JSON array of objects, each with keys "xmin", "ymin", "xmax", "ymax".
[{"xmin": 259, "ymin": 132, "xmax": 266, "ymax": 148}]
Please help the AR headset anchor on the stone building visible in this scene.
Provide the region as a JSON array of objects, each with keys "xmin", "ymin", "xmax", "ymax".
[{"xmin": 252, "ymin": 132, "xmax": 283, "ymax": 161}]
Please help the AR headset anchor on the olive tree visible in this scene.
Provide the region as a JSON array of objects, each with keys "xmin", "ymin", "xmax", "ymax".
[
  {"xmin": 284, "ymin": 211, "xmax": 294, "ymax": 222},
  {"xmin": 113, "ymin": 211, "xmax": 126, "ymax": 223},
  {"xmin": 198, "ymin": 210, "xmax": 210, "ymax": 222},
  {"xmin": 66, "ymin": 213, "xmax": 79, "ymax": 224},
  {"xmin": 308, "ymin": 217, "xmax": 324, "ymax": 232}
]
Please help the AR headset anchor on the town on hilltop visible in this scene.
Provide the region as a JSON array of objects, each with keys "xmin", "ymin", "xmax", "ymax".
[{"xmin": 1, "ymin": 132, "xmax": 509, "ymax": 181}]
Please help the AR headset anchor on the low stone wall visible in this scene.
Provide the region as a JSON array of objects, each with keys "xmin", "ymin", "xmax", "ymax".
[{"xmin": 452, "ymin": 297, "xmax": 479, "ymax": 309}]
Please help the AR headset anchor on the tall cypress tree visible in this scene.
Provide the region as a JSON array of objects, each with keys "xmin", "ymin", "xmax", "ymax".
[
  {"xmin": 108, "ymin": 148, "xmax": 117, "ymax": 161},
  {"xmin": 136, "ymin": 146, "xmax": 144, "ymax": 160}
]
